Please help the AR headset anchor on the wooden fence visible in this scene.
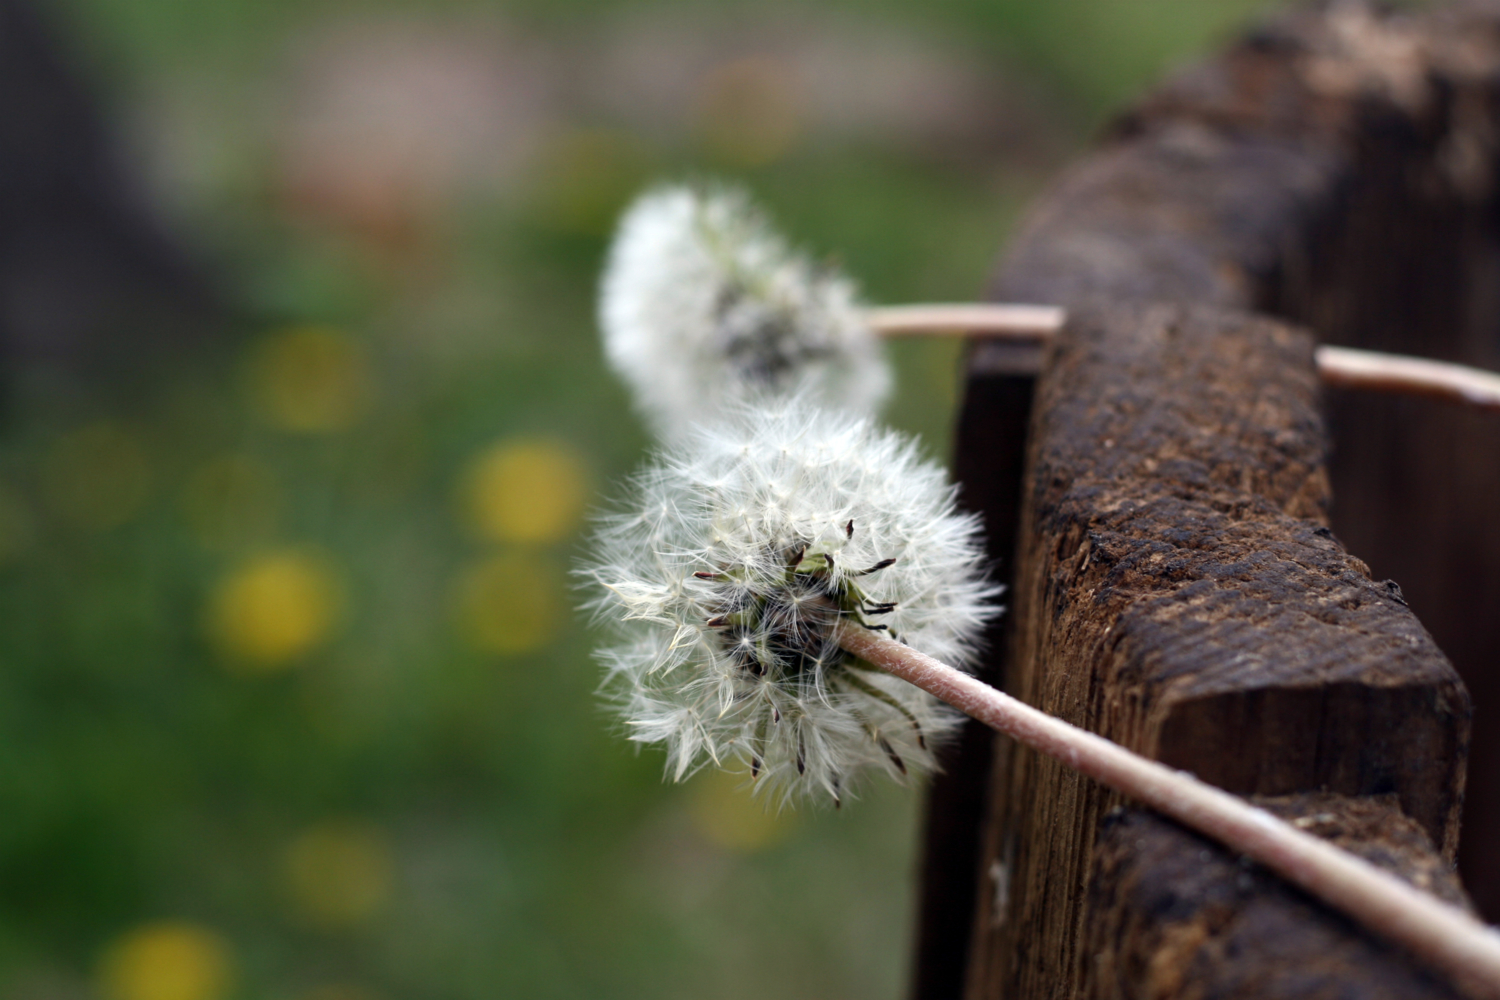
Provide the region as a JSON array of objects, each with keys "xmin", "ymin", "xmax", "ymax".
[{"xmin": 919, "ymin": 3, "xmax": 1500, "ymax": 996}]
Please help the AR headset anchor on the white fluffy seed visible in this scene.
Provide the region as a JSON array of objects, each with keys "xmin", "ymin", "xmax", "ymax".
[
  {"xmin": 598, "ymin": 183, "xmax": 891, "ymax": 440},
  {"xmin": 580, "ymin": 396, "xmax": 1000, "ymax": 806}
]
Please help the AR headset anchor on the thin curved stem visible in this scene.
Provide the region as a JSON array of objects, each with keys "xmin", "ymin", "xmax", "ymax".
[
  {"xmin": 866, "ymin": 303, "xmax": 1500, "ymax": 412},
  {"xmin": 835, "ymin": 624, "xmax": 1500, "ymax": 1000},
  {"xmin": 1316, "ymin": 345, "xmax": 1500, "ymax": 411},
  {"xmin": 865, "ymin": 303, "xmax": 1065, "ymax": 338}
]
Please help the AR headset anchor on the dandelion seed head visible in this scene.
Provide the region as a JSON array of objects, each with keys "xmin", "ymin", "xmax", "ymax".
[
  {"xmin": 581, "ymin": 397, "xmax": 999, "ymax": 805},
  {"xmin": 599, "ymin": 183, "xmax": 890, "ymax": 439}
]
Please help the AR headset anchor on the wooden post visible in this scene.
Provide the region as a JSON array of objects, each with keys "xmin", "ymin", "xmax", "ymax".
[
  {"xmin": 918, "ymin": 1, "xmax": 1500, "ymax": 995},
  {"xmin": 1087, "ymin": 794, "xmax": 1472, "ymax": 1000},
  {"xmin": 966, "ymin": 302, "xmax": 1469, "ymax": 997}
]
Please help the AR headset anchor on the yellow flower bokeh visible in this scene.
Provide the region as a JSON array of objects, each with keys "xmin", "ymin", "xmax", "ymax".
[
  {"xmin": 181, "ymin": 454, "xmax": 280, "ymax": 552},
  {"xmin": 206, "ymin": 550, "xmax": 341, "ymax": 671},
  {"xmin": 283, "ymin": 820, "xmax": 393, "ymax": 930},
  {"xmin": 458, "ymin": 439, "xmax": 587, "ymax": 545},
  {"xmin": 687, "ymin": 769, "xmax": 796, "ymax": 853},
  {"xmin": 98, "ymin": 922, "xmax": 232, "ymax": 1000},
  {"xmin": 41, "ymin": 421, "xmax": 152, "ymax": 531},
  {"xmin": 455, "ymin": 551, "xmax": 563, "ymax": 655},
  {"xmin": 246, "ymin": 326, "xmax": 373, "ymax": 433}
]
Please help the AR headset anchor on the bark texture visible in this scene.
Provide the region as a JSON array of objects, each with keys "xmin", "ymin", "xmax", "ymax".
[
  {"xmin": 916, "ymin": 4, "xmax": 1500, "ymax": 994},
  {"xmin": 1086, "ymin": 793, "xmax": 1471, "ymax": 1000},
  {"xmin": 964, "ymin": 303, "xmax": 1469, "ymax": 998}
]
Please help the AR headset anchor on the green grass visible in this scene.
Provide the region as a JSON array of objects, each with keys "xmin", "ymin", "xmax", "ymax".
[{"xmin": 1, "ymin": 1, "xmax": 1289, "ymax": 997}]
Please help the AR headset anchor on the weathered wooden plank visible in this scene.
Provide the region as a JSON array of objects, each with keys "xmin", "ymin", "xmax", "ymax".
[
  {"xmin": 961, "ymin": 301, "xmax": 1469, "ymax": 998},
  {"xmin": 1085, "ymin": 793, "xmax": 1471, "ymax": 1000},
  {"xmin": 972, "ymin": 0, "xmax": 1500, "ymax": 916},
  {"xmin": 914, "ymin": 3, "xmax": 1500, "ymax": 995}
]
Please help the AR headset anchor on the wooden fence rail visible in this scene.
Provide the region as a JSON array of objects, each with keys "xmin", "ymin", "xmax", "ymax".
[{"xmin": 920, "ymin": 2, "xmax": 1500, "ymax": 997}]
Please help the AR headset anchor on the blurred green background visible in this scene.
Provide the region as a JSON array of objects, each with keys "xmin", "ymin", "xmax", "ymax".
[{"xmin": 0, "ymin": 1, "xmax": 1288, "ymax": 998}]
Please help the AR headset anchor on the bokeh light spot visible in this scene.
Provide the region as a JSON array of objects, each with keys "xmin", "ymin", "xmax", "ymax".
[
  {"xmin": 284, "ymin": 820, "xmax": 393, "ymax": 930},
  {"xmin": 455, "ymin": 551, "xmax": 562, "ymax": 655},
  {"xmin": 41, "ymin": 421, "xmax": 151, "ymax": 531},
  {"xmin": 98, "ymin": 922, "xmax": 232, "ymax": 1000},
  {"xmin": 687, "ymin": 769, "xmax": 795, "ymax": 853},
  {"xmin": 459, "ymin": 439, "xmax": 588, "ymax": 545},
  {"xmin": 246, "ymin": 326, "xmax": 373, "ymax": 433},
  {"xmin": 181, "ymin": 455, "xmax": 280, "ymax": 552},
  {"xmin": 207, "ymin": 550, "xmax": 340, "ymax": 671},
  {"xmin": 695, "ymin": 56, "xmax": 801, "ymax": 167}
]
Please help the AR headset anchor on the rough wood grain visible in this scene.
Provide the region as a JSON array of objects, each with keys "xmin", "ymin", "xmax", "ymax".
[
  {"xmin": 1086, "ymin": 793, "xmax": 1471, "ymax": 1000},
  {"xmin": 961, "ymin": 301, "xmax": 1470, "ymax": 999},
  {"xmin": 915, "ymin": 3, "xmax": 1500, "ymax": 995},
  {"xmin": 973, "ymin": 0, "xmax": 1500, "ymax": 916}
]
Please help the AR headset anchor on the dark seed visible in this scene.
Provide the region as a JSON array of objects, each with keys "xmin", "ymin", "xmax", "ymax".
[
  {"xmin": 693, "ymin": 571, "xmax": 718, "ymax": 579},
  {"xmin": 866, "ymin": 557, "xmax": 896, "ymax": 572},
  {"xmin": 772, "ymin": 706, "xmax": 781, "ymax": 724},
  {"xmin": 706, "ymin": 615, "xmax": 729, "ymax": 628},
  {"xmin": 844, "ymin": 519, "xmax": 854, "ymax": 539},
  {"xmin": 751, "ymin": 755, "xmax": 761, "ymax": 778},
  {"xmin": 877, "ymin": 735, "xmax": 907, "ymax": 775}
]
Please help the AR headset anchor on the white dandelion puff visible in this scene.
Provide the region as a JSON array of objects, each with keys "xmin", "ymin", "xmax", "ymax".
[
  {"xmin": 576, "ymin": 408, "xmax": 1500, "ymax": 993},
  {"xmin": 598, "ymin": 183, "xmax": 891, "ymax": 439},
  {"xmin": 580, "ymin": 396, "xmax": 999, "ymax": 805}
]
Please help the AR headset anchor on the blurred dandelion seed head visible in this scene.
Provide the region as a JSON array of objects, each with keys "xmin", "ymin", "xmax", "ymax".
[
  {"xmin": 207, "ymin": 550, "xmax": 341, "ymax": 670},
  {"xmin": 246, "ymin": 326, "xmax": 373, "ymax": 433},
  {"xmin": 98, "ymin": 922, "xmax": 232, "ymax": 1000},
  {"xmin": 599, "ymin": 183, "xmax": 889, "ymax": 439},
  {"xmin": 581, "ymin": 398, "xmax": 997, "ymax": 805}
]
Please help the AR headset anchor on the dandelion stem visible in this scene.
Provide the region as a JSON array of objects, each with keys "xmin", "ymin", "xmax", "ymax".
[
  {"xmin": 865, "ymin": 304, "xmax": 1500, "ymax": 412},
  {"xmin": 866, "ymin": 303, "xmax": 1066, "ymax": 338},
  {"xmin": 1314, "ymin": 345, "xmax": 1500, "ymax": 411},
  {"xmin": 835, "ymin": 623, "xmax": 1500, "ymax": 1000}
]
